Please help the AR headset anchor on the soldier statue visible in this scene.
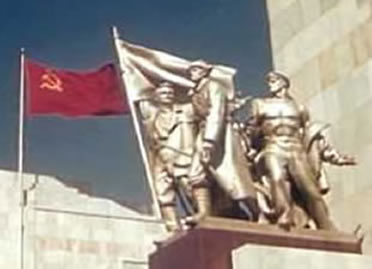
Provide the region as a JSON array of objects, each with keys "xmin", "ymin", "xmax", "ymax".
[
  {"xmin": 247, "ymin": 71, "xmax": 356, "ymax": 230},
  {"xmin": 139, "ymin": 81, "xmax": 204, "ymax": 232},
  {"xmin": 185, "ymin": 60, "xmax": 259, "ymax": 224}
]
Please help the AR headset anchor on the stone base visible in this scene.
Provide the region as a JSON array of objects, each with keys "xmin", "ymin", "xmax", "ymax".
[
  {"xmin": 149, "ymin": 217, "xmax": 362, "ymax": 269},
  {"xmin": 233, "ymin": 244, "xmax": 372, "ymax": 269}
]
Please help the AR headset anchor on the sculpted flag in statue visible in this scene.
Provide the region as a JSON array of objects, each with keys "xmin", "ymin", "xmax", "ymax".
[
  {"xmin": 114, "ymin": 37, "xmax": 236, "ymax": 100},
  {"xmin": 26, "ymin": 59, "xmax": 129, "ymax": 116}
]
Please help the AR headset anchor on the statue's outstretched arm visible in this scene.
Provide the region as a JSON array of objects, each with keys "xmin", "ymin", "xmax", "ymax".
[{"xmin": 318, "ymin": 135, "xmax": 357, "ymax": 166}]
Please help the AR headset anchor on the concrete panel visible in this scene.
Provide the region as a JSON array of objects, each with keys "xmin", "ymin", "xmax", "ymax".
[
  {"xmin": 299, "ymin": 0, "xmax": 322, "ymax": 26},
  {"xmin": 270, "ymin": 1, "xmax": 305, "ymax": 52},
  {"xmin": 290, "ymin": 56, "xmax": 322, "ymax": 102},
  {"xmin": 320, "ymin": 0, "xmax": 339, "ymax": 15},
  {"xmin": 273, "ymin": 0, "xmax": 367, "ymax": 75},
  {"xmin": 266, "ymin": 0, "xmax": 298, "ymax": 20}
]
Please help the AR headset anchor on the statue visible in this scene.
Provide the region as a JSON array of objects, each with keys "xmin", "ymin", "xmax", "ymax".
[
  {"xmin": 185, "ymin": 60, "xmax": 259, "ymax": 224},
  {"xmin": 139, "ymin": 81, "xmax": 205, "ymax": 232},
  {"xmin": 246, "ymin": 71, "xmax": 356, "ymax": 230},
  {"xmin": 140, "ymin": 61, "xmax": 260, "ymax": 231},
  {"xmin": 116, "ymin": 34, "xmax": 357, "ymax": 234}
]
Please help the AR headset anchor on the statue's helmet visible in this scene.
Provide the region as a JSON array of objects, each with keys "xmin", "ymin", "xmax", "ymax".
[
  {"xmin": 154, "ymin": 81, "xmax": 175, "ymax": 104},
  {"xmin": 157, "ymin": 81, "xmax": 175, "ymax": 89},
  {"xmin": 265, "ymin": 71, "xmax": 290, "ymax": 89},
  {"xmin": 188, "ymin": 59, "xmax": 212, "ymax": 71}
]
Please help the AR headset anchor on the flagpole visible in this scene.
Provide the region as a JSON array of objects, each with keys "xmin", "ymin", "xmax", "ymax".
[
  {"xmin": 18, "ymin": 48, "xmax": 26, "ymax": 269},
  {"xmin": 111, "ymin": 27, "xmax": 162, "ymax": 219}
]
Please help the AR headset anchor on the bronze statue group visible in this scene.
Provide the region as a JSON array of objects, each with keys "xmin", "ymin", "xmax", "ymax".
[{"xmin": 138, "ymin": 60, "xmax": 356, "ymax": 234}]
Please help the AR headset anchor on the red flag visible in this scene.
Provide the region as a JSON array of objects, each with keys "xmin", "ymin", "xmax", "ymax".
[{"xmin": 25, "ymin": 59, "xmax": 130, "ymax": 117}]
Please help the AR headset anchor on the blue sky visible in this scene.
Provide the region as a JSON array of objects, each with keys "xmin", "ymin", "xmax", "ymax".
[{"xmin": 0, "ymin": 0, "xmax": 272, "ymax": 212}]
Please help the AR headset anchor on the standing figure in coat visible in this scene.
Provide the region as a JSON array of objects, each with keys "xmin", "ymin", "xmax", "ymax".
[{"xmin": 186, "ymin": 60, "xmax": 259, "ymax": 224}]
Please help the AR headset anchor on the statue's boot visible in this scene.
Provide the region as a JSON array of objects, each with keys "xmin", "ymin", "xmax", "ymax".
[
  {"xmin": 184, "ymin": 187, "xmax": 211, "ymax": 225},
  {"xmin": 160, "ymin": 205, "xmax": 181, "ymax": 233},
  {"xmin": 277, "ymin": 208, "xmax": 294, "ymax": 230},
  {"xmin": 238, "ymin": 197, "xmax": 260, "ymax": 222},
  {"xmin": 308, "ymin": 199, "xmax": 337, "ymax": 231}
]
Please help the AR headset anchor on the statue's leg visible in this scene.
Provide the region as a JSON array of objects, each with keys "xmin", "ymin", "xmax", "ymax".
[
  {"xmin": 160, "ymin": 205, "xmax": 180, "ymax": 232},
  {"xmin": 185, "ymin": 154, "xmax": 212, "ymax": 225},
  {"xmin": 237, "ymin": 197, "xmax": 260, "ymax": 222},
  {"xmin": 189, "ymin": 186, "xmax": 212, "ymax": 223},
  {"xmin": 154, "ymin": 171, "xmax": 180, "ymax": 232},
  {"xmin": 262, "ymin": 153, "xmax": 293, "ymax": 228},
  {"xmin": 178, "ymin": 175, "xmax": 193, "ymax": 200},
  {"xmin": 290, "ymin": 153, "xmax": 337, "ymax": 231}
]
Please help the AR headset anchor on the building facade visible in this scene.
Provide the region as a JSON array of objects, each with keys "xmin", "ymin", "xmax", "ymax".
[
  {"xmin": 266, "ymin": 0, "xmax": 372, "ymax": 254},
  {"xmin": 0, "ymin": 170, "xmax": 165, "ymax": 269}
]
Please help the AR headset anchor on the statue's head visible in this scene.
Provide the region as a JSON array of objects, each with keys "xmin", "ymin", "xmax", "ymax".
[
  {"xmin": 265, "ymin": 71, "xmax": 290, "ymax": 94},
  {"xmin": 188, "ymin": 60, "xmax": 212, "ymax": 82},
  {"xmin": 154, "ymin": 81, "xmax": 175, "ymax": 105}
]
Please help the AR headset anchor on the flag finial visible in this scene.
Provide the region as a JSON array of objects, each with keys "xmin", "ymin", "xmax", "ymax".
[{"xmin": 111, "ymin": 26, "xmax": 120, "ymax": 40}]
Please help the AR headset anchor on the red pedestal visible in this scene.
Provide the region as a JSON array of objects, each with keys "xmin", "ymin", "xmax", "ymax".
[{"xmin": 149, "ymin": 217, "xmax": 362, "ymax": 269}]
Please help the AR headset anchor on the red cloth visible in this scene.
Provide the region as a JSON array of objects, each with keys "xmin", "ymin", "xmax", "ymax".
[{"xmin": 25, "ymin": 59, "xmax": 129, "ymax": 116}]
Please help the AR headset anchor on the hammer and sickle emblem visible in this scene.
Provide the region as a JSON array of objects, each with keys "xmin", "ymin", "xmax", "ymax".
[{"xmin": 40, "ymin": 70, "xmax": 63, "ymax": 92}]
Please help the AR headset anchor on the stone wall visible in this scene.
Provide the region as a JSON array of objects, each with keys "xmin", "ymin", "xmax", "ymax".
[
  {"xmin": 266, "ymin": 0, "xmax": 372, "ymax": 254},
  {"xmin": 0, "ymin": 169, "xmax": 166, "ymax": 269}
]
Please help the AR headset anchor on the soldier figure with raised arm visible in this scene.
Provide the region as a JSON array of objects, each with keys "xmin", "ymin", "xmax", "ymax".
[{"xmin": 139, "ymin": 81, "xmax": 210, "ymax": 232}]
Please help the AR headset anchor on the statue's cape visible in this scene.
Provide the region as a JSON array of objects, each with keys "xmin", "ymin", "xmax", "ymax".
[
  {"xmin": 304, "ymin": 121, "xmax": 331, "ymax": 194},
  {"xmin": 212, "ymin": 121, "xmax": 256, "ymax": 200}
]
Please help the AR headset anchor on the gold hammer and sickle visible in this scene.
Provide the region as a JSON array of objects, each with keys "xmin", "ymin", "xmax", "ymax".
[{"xmin": 40, "ymin": 71, "xmax": 63, "ymax": 92}]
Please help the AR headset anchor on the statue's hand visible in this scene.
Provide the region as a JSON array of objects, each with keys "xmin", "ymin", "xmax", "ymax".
[
  {"xmin": 337, "ymin": 155, "xmax": 357, "ymax": 166},
  {"xmin": 246, "ymin": 148, "xmax": 258, "ymax": 163},
  {"xmin": 200, "ymin": 141, "xmax": 214, "ymax": 164},
  {"xmin": 229, "ymin": 95, "xmax": 253, "ymax": 112}
]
